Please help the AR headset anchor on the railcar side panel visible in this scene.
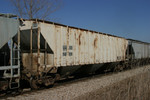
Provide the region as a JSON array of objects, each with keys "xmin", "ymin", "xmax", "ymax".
[
  {"xmin": 89, "ymin": 32, "xmax": 95, "ymax": 64},
  {"xmin": 60, "ymin": 26, "xmax": 67, "ymax": 66},
  {"xmin": 94, "ymin": 33, "xmax": 99, "ymax": 63},
  {"xmin": 84, "ymin": 31, "xmax": 89, "ymax": 64},
  {"xmin": 75, "ymin": 29, "xmax": 80, "ymax": 65},
  {"xmin": 68, "ymin": 28, "xmax": 75, "ymax": 65},
  {"xmin": 99, "ymin": 34, "xmax": 104, "ymax": 63},
  {"xmin": 80, "ymin": 30, "xmax": 85, "ymax": 64},
  {"xmin": 55, "ymin": 25, "xmax": 61, "ymax": 66}
]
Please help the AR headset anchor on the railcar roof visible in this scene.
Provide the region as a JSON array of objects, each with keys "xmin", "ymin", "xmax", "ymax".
[
  {"xmin": 128, "ymin": 38, "xmax": 150, "ymax": 44},
  {"xmin": 0, "ymin": 13, "xmax": 17, "ymax": 18},
  {"xmin": 21, "ymin": 18, "xmax": 126, "ymax": 39}
]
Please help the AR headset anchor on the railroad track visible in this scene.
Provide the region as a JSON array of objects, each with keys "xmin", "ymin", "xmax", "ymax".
[
  {"xmin": 0, "ymin": 70, "xmax": 116, "ymax": 99},
  {"xmin": 0, "ymin": 65, "xmax": 148, "ymax": 99}
]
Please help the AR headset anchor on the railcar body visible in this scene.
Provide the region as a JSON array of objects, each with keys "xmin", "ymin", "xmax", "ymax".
[
  {"xmin": 127, "ymin": 39, "xmax": 150, "ymax": 65},
  {"xmin": 19, "ymin": 19, "xmax": 128, "ymax": 88},
  {"xmin": 0, "ymin": 14, "xmax": 20, "ymax": 91}
]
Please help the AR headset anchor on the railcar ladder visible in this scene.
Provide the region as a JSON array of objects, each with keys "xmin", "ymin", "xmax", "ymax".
[{"xmin": 9, "ymin": 39, "xmax": 20, "ymax": 89}]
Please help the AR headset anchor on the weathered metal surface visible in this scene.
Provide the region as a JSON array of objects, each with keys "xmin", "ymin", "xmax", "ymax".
[
  {"xmin": 40, "ymin": 23, "xmax": 128, "ymax": 67},
  {"xmin": 22, "ymin": 53, "xmax": 54, "ymax": 73},
  {"xmin": 0, "ymin": 16, "xmax": 19, "ymax": 48},
  {"xmin": 20, "ymin": 20, "xmax": 128, "ymax": 68},
  {"xmin": 128, "ymin": 39, "xmax": 149, "ymax": 59}
]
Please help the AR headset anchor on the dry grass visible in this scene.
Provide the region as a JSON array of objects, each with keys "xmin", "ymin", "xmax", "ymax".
[{"xmin": 74, "ymin": 69, "xmax": 150, "ymax": 100}]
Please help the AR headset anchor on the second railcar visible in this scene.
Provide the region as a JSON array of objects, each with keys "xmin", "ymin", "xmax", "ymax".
[
  {"xmin": 0, "ymin": 14, "xmax": 20, "ymax": 91},
  {"xmin": 128, "ymin": 39, "xmax": 150, "ymax": 65}
]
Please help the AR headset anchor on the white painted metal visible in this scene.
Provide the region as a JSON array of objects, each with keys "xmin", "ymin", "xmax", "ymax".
[
  {"xmin": 131, "ymin": 41, "xmax": 149, "ymax": 59},
  {"xmin": 0, "ymin": 17, "xmax": 19, "ymax": 48}
]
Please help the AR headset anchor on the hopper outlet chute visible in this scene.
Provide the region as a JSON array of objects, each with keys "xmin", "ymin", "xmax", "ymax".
[
  {"xmin": 18, "ymin": 29, "xmax": 53, "ymax": 53},
  {"xmin": 18, "ymin": 27, "xmax": 54, "ymax": 72}
]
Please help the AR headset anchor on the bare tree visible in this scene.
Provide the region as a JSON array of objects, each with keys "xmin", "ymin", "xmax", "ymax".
[{"xmin": 10, "ymin": 0, "xmax": 62, "ymax": 20}]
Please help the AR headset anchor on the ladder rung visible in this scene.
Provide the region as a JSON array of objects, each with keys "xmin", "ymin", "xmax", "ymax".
[
  {"xmin": 13, "ymin": 75, "xmax": 19, "ymax": 77},
  {"xmin": 10, "ymin": 81, "xmax": 19, "ymax": 89},
  {"xmin": 11, "ymin": 82, "xmax": 18, "ymax": 84},
  {"xmin": 10, "ymin": 87, "xmax": 19, "ymax": 89},
  {"xmin": 12, "ymin": 58, "xmax": 19, "ymax": 59},
  {"xmin": 13, "ymin": 49, "xmax": 19, "ymax": 51}
]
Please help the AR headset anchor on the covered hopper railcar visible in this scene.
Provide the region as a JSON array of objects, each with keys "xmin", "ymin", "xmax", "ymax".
[
  {"xmin": 127, "ymin": 39, "xmax": 150, "ymax": 66},
  {"xmin": 19, "ymin": 19, "xmax": 128, "ymax": 88},
  {"xmin": 0, "ymin": 14, "xmax": 20, "ymax": 91}
]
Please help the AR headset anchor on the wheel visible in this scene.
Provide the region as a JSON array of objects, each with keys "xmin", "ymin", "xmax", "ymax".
[
  {"xmin": 44, "ymin": 77, "xmax": 55, "ymax": 87},
  {"xmin": 0, "ymin": 79, "xmax": 8, "ymax": 91},
  {"xmin": 30, "ymin": 77, "xmax": 39, "ymax": 89}
]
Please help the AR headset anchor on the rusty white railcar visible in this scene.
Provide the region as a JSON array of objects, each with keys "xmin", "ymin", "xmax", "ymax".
[{"xmin": 19, "ymin": 19, "xmax": 128, "ymax": 88}]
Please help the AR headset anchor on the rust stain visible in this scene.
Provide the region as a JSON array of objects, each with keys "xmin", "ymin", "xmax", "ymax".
[
  {"xmin": 94, "ymin": 37, "xmax": 98, "ymax": 48},
  {"xmin": 55, "ymin": 25, "xmax": 61, "ymax": 28},
  {"xmin": 33, "ymin": 55, "xmax": 38, "ymax": 64},
  {"xmin": 79, "ymin": 33, "xmax": 82, "ymax": 45}
]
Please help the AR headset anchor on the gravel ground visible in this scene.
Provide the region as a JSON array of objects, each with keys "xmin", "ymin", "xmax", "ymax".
[{"xmin": 4, "ymin": 65, "xmax": 150, "ymax": 100}]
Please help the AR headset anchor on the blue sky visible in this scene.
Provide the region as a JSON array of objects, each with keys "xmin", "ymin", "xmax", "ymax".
[{"xmin": 0, "ymin": 0, "xmax": 150, "ymax": 42}]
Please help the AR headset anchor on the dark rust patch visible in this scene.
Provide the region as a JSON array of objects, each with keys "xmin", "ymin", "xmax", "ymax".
[
  {"xmin": 79, "ymin": 33, "xmax": 82, "ymax": 45},
  {"xmin": 94, "ymin": 37, "xmax": 98, "ymax": 48}
]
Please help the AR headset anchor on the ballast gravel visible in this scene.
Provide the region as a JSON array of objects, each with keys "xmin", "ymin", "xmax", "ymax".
[{"xmin": 5, "ymin": 65, "xmax": 150, "ymax": 100}]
